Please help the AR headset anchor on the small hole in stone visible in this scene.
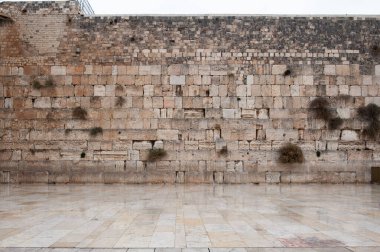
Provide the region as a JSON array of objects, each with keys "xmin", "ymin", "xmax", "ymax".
[
  {"xmin": 283, "ymin": 69, "xmax": 292, "ymax": 76},
  {"xmin": 316, "ymin": 151, "xmax": 321, "ymax": 157},
  {"xmin": 80, "ymin": 152, "xmax": 86, "ymax": 158}
]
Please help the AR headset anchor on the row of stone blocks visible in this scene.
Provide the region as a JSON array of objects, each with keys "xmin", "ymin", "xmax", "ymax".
[{"xmin": 0, "ymin": 170, "xmax": 363, "ymax": 184}]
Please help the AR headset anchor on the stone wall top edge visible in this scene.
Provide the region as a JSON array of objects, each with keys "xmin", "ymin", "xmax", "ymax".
[
  {"xmin": 89, "ymin": 14, "xmax": 380, "ymax": 19},
  {"xmin": 0, "ymin": 0, "xmax": 80, "ymax": 16}
]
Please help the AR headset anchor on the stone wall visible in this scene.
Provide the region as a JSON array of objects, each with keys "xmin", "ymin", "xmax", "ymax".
[{"xmin": 0, "ymin": 1, "xmax": 379, "ymax": 184}]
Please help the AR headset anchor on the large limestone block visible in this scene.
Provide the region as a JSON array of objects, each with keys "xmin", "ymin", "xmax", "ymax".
[
  {"xmin": 34, "ymin": 97, "xmax": 51, "ymax": 108},
  {"xmin": 272, "ymin": 65, "xmax": 287, "ymax": 75},
  {"xmin": 184, "ymin": 171, "xmax": 213, "ymax": 183},
  {"xmin": 133, "ymin": 141, "xmax": 153, "ymax": 150},
  {"xmin": 51, "ymin": 66, "xmax": 66, "ymax": 75},
  {"xmin": 176, "ymin": 171, "xmax": 185, "ymax": 183},
  {"xmin": 376, "ymin": 65, "xmax": 380, "ymax": 76},
  {"xmin": 170, "ymin": 75, "xmax": 186, "ymax": 85},
  {"xmin": 341, "ymin": 130, "xmax": 359, "ymax": 141},
  {"xmin": 157, "ymin": 129, "xmax": 179, "ymax": 140},
  {"xmin": 324, "ymin": 65, "xmax": 336, "ymax": 75},
  {"xmin": 336, "ymin": 65, "xmax": 350, "ymax": 76},
  {"xmin": 266, "ymin": 171, "xmax": 281, "ymax": 183},
  {"xmin": 94, "ymin": 85, "xmax": 106, "ymax": 96}
]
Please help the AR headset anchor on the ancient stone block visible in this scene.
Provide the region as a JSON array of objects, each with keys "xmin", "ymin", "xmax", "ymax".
[
  {"xmin": 341, "ymin": 130, "xmax": 359, "ymax": 141},
  {"xmin": 94, "ymin": 85, "xmax": 106, "ymax": 96},
  {"xmin": 157, "ymin": 130, "xmax": 179, "ymax": 140},
  {"xmin": 272, "ymin": 65, "xmax": 287, "ymax": 75},
  {"xmin": 266, "ymin": 172, "xmax": 281, "ymax": 183},
  {"xmin": 34, "ymin": 97, "xmax": 51, "ymax": 108},
  {"xmin": 170, "ymin": 75, "xmax": 185, "ymax": 85},
  {"xmin": 324, "ymin": 65, "xmax": 336, "ymax": 75},
  {"xmin": 375, "ymin": 65, "xmax": 380, "ymax": 76},
  {"xmin": 51, "ymin": 66, "xmax": 66, "ymax": 75}
]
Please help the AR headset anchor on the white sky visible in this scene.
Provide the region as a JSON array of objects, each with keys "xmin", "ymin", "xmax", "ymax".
[{"xmin": 2, "ymin": 0, "xmax": 380, "ymax": 15}]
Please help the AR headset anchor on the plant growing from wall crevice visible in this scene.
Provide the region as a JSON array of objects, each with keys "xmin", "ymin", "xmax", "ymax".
[
  {"xmin": 90, "ymin": 127, "xmax": 103, "ymax": 137},
  {"xmin": 147, "ymin": 148, "xmax": 167, "ymax": 162},
  {"xmin": 218, "ymin": 146, "xmax": 228, "ymax": 157},
  {"xmin": 370, "ymin": 44, "xmax": 380, "ymax": 57},
  {"xmin": 32, "ymin": 80, "xmax": 43, "ymax": 89},
  {"xmin": 357, "ymin": 103, "xmax": 380, "ymax": 139},
  {"xmin": 278, "ymin": 143, "xmax": 304, "ymax": 164},
  {"xmin": 328, "ymin": 117, "xmax": 344, "ymax": 130},
  {"xmin": 31, "ymin": 77, "xmax": 55, "ymax": 89},
  {"xmin": 72, "ymin": 107, "xmax": 87, "ymax": 120},
  {"xmin": 115, "ymin": 97, "xmax": 126, "ymax": 107},
  {"xmin": 309, "ymin": 97, "xmax": 344, "ymax": 130}
]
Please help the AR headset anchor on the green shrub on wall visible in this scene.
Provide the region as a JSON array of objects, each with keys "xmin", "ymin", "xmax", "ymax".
[
  {"xmin": 358, "ymin": 103, "xmax": 380, "ymax": 139},
  {"xmin": 278, "ymin": 143, "xmax": 304, "ymax": 164}
]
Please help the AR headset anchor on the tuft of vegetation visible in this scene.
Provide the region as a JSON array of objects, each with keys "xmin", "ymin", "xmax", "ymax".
[
  {"xmin": 90, "ymin": 127, "xmax": 103, "ymax": 136},
  {"xmin": 147, "ymin": 148, "xmax": 167, "ymax": 162},
  {"xmin": 214, "ymin": 124, "xmax": 221, "ymax": 130},
  {"xmin": 115, "ymin": 85, "xmax": 124, "ymax": 93},
  {"xmin": 309, "ymin": 97, "xmax": 332, "ymax": 121},
  {"xmin": 371, "ymin": 44, "xmax": 380, "ymax": 57},
  {"xmin": 357, "ymin": 103, "xmax": 380, "ymax": 139},
  {"xmin": 115, "ymin": 97, "xmax": 126, "ymax": 107},
  {"xmin": 80, "ymin": 152, "xmax": 86, "ymax": 158},
  {"xmin": 72, "ymin": 107, "xmax": 87, "ymax": 120},
  {"xmin": 32, "ymin": 80, "xmax": 43, "ymax": 89},
  {"xmin": 218, "ymin": 146, "xmax": 228, "ymax": 157},
  {"xmin": 278, "ymin": 143, "xmax": 304, "ymax": 164},
  {"xmin": 358, "ymin": 103, "xmax": 380, "ymax": 121},
  {"xmin": 31, "ymin": 77, "xmax": 54, "ymax": 89},
  {"xmin": 44, "ymin": 78, "xmax": 54, "ymax": 87},
  {"xmin": 283, "ymin": 69, "xmax": 292, "ymax": 77},
  {"xmin": 328, "ymin": 117, "xmax": 344, "ymax": 130}
]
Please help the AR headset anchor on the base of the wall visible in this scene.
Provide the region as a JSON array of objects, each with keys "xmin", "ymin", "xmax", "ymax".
[{"xmin": 0, "ymin": 170, "xmax": 371, "ymax": 184}]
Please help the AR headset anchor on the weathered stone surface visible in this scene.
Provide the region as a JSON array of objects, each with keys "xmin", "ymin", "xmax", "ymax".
[
  {"xmin": 341, "ymin": 130, "xmax": 359, "ymax": 141},
  {"xmin": 0, "ymin": 1, "xmax": 377, "ymax": 184},
  {"xmin": 266, "ymin": 172, "xmax": 281, "ymax": 183}
]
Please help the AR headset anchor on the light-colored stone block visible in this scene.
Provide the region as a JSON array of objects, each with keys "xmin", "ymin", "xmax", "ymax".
[
  {"xmin": 222, "ymin": 109, "xmax": 236, "ymax": 119},
  {"xmin": 157, "ymin": 130, "xmax": 179, "ymax": 140},
  {"xmin": 272, "ymin": 65, "xmax": 287, "ymax": 75},
  {"xmin": 246, "ymin": 75, "xmax": 254, "ymax": 85},
  {"xmin": 341, "ymin": 130, "xmax": 359, "ymax": 141},
  {"xmin": 51, "ymin": 66, "xmax": 66, "ymax": 75},
  {"xmin": 94, "ymin": 85, "xmax": 105, "ymax": 96},
  {"xmin": 303, "ymin": 75, "xmax": 314, "ymax": 85},
  {"xmin": 336, "ymin": 65, "xmax": 350, "ymax": 76},
  {"xmin": 133, "ymin": 141, "xmax": 152, "ymax": 150},
  {"xmin": 170, "ymin": 75, "xmax": 186, "ymax": 85},
  {"xmin": 266, "ymin": 172, "xmax": 281, "ymax": 183},
  {"xmin": 337, "ymin": 108, "xmax": 351, "ymax": 119},
  {"xmin": 375, "ymin": 65, "xmax": 380, "ymax": 76},
  {"xmin": 34, "ymin": 97, "xmax": 51, "ymax": 108},
  {"xmin": 324, "ymin": 65, "xmax": 336, "ymax": 75},
  {"xmin": 362, "ymin": 75, "xmax": 373, "ymax": 85}
]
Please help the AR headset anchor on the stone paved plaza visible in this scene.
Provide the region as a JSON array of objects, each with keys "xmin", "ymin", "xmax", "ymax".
[{"xmin": 0, "ymin": 184, "xmax": 379, "ymax": 251}]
